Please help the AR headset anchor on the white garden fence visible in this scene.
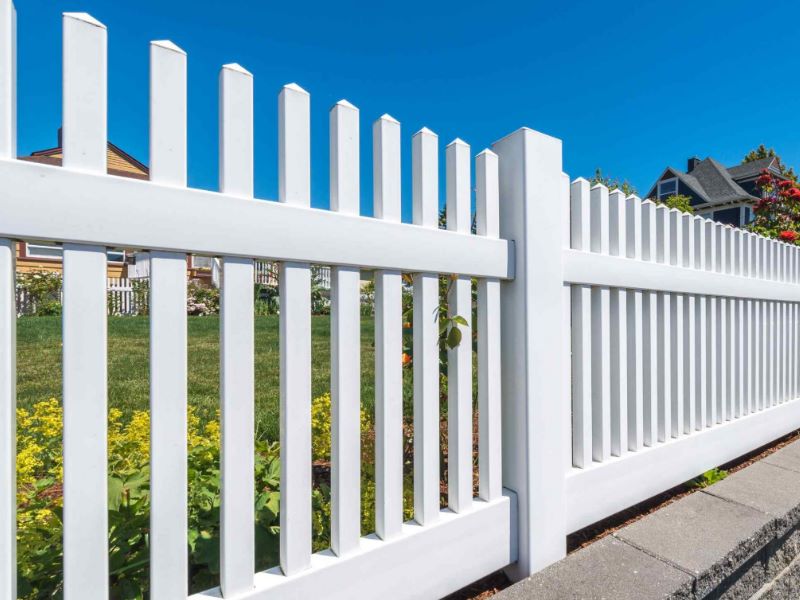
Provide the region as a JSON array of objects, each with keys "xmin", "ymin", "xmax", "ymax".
[
  {"xmin": 16, "ymin": 277, "xmax": 148, "ymax": 316},
  {"xmin": 2, "ymin": 3, "xmax": 800, "ymax": 600}
]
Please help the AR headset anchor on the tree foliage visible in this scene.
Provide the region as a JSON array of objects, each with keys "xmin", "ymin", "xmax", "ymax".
[
  {"xmin": 661, "ymin": 193, "xmax": 694, "ymax": 214},
  {"xmin": 590, "ymin": 168, "xmax": 638, "ymax": 197}
]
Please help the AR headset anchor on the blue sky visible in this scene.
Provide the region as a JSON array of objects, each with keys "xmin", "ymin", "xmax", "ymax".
[{"xmin": 14, "ymin": 0, "xmax": 800, "ymax": 221}]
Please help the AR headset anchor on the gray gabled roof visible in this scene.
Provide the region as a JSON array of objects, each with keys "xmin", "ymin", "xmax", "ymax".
[
  {"xmin": 647, "ymin": 157, "xmax": 761, "ymax": 209},
  {"xmin": 689, "ymin": 158, "xmax": 755, "ymax": 207},
  {"xmin": 726, "ymin": 157, "xmax": 779, "ymax": 180}
]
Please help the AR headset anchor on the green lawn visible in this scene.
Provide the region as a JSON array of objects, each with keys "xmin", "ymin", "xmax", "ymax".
[{"xmin": 17, "ymin": 315, "xmax": 416, "ymax": 442}]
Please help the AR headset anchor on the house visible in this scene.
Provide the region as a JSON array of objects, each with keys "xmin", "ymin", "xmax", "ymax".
[
  {"xmin": 15, "ymin": 130, "xmax": 212, "ymax": 282},
  {"xmin": 645, "ymin": 156, "xmax": 788, "ymax": 227}
]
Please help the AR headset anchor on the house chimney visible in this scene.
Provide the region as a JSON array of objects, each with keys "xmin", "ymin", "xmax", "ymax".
[
  {"xmin": 687, "ymin": 156, "xmax": 700, "ymax": 173},
  {"xmin": 57, "ymin": 127, "xmax": 63, "ymax": 148}
]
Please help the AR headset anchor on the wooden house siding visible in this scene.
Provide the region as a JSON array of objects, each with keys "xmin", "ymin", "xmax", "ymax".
[{"xmin": 15, "ymin": 242, "xmax": 126, "ymax": 277}]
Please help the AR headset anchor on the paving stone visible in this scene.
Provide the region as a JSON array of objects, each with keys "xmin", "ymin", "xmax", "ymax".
[
  {"xmin": 494, "ymin": 536, "xmax": 693, "ymax": 600},
  {"xmin": 703, "ymin": 461, "xmax": 800, "ymax": 522},
  {"xmin": 762, "ymin": 441, "xmax": 800, "ymax": 475},
  {"xmin": 616, "ymin": 492, "xmax": 773, "ymax": 597}
]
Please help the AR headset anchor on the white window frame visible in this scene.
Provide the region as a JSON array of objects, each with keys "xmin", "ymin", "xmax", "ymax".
[
  {"xmin": 26, "ymin": 241, "xmax": 125, "ymax": 263},
  {"xmin": 657, "ymin": 177, "xmax": 678, "ymax": 200},
  {"xmin": 190, "ymin": 255, "xmax": 213, "ymax": 270},
  {"xmin": 25, "ymin": 241, "xmax": 63, "ymax": 259},
  {"xmin": 107, "ymin": 249, "xmax": 126, "ymax": 264}
]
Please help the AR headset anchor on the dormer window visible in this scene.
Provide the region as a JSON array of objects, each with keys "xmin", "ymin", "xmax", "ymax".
[{"xmin": 657, "ymin": 177, "xmax": 677, "ymax": 200}]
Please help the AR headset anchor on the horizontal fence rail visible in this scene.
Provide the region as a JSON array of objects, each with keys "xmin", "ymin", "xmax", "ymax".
[{"xmin": 0, "ymin": 158, "xmax": 513, "ymax": 280}]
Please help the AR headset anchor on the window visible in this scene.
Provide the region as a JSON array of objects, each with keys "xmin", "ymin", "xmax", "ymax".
[
  {"xmin": 26, "ymin": 242, "xmax": 63, "ymax": 259},
  {"xmin": 191, "ymin": 255, "xmax": 213, "ymax": 270},
  {"xmin": 107, "ymin": 249, "xmax": 125, "ymax": 263},
  {"xmin": 26, "ymin": 241, "xmax": 125, "ymax": 263},
  {"xmin": 657, "ymin": 178, "xmax": 678, "ymax": 200}
]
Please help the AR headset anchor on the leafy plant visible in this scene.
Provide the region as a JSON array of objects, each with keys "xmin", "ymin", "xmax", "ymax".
[
  {"xmin": 131, "ymin": 278, "xmax": 150, "ymax": 317},
  {"xmin": 687, "ymin": 468, "xmax": 728, "ymax": 489},
  {"xmin": 187, "ymin": 279, "xmax": 220, "ymax": 316},
  {"xmin": 16, "ymin": 271, "xmax": 63, "ymax": 317},
  {"xmin": 16, "ymin": 400, "xmax": 287, "ymax": 598},
  {"xmin": 590, "ymin": 167, "xmax": 638, "ymax": 197},
  {"xmin": 748, "ymin": 170, "xmax": 800, "ymax": 243},
  {"xmin": 19, "ymin": 379, "xmax": 471, "ymax": 599},
  {"xmin": 310, "ymin": 282, "xmax": 330, "ymax": 316},
  {"xmin": 360, "ymin": 280, "xmax": 375, "ymax": 317},
  {"xmin": 660, "ymin": 193, "xmax": 694, "ymax": 214},
  {"xmin": 254, "ymin": 283, "xmax": 279, "ymax": 316}
]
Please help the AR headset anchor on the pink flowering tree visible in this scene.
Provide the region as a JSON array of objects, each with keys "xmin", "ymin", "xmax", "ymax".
[{"xmin": 750, "ymin": 169, "xmax": 800, "ymax": 245}]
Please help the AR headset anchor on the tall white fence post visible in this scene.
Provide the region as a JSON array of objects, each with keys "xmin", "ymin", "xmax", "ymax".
[{"xmin": 493, "ymin": 127, "xmax": 568, "ymax": 579}]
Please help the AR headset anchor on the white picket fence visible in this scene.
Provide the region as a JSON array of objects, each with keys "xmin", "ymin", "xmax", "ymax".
[
  {"xmin": 2, "ymin": 3, "xmax": 800, "ymax": 600},
  {"xmin": 214, "ymin": 258, "xmax": 328, "ymax": 289},
  {"xmin": 16, "ymin": 277, "xmax": 148, "ymax": 316},
  {"xmin": 107, "ymin": 277, "xmax": 147, "ymax": 316},
  {"xmin": 563, "ymin": 186, "xmax": 800, "ymax": 532}
]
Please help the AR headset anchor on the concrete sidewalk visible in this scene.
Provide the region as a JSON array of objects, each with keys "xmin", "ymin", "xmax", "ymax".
[{"xmin": 496, "ymin": 440, "xmax": 800, "ymax": 599}]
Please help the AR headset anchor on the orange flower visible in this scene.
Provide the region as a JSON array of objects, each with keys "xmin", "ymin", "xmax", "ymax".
[{"xmin": 401, "ymin": 353, "xmax": 412, "ymax": 365}]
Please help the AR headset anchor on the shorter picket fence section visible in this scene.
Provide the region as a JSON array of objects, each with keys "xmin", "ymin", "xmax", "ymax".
[
  {"xmin": 563, "ymin": 184, "xmax": 800, "ymax": 533},
  {"xmin": 2, "ymin": 2, "xmax": 800, "ymax": 600},
  {"xmin": 16, "ymin": 277, "xmax": 148, "ymax": 316}
]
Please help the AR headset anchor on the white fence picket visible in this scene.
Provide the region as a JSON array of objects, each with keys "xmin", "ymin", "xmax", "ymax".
[
  {"xmin": 694, "ymin": 216, "xmax": 707, "ymax": 429},
  {"xmin": 278, "ymin": 83, "xmax": 313, "ymax": 575},
  {"xmin": 446, "ymin": 138, "xmax": 473, "ymax": 512},
  {"xmin": 0, "ymin": 1, "xmax": 14, "ymax": 597},
  {"xmin": 608, "ymin": 190, "xmax": 627, "ymax": 456},
  {"xmin": 668, "ymin": 209, "xmax": 683, "ymax": 438},
  {"xmin": 589, "ymin": 184, "xmax": 611, "ymax": 459},
  {"xmin": 329, "ymin": 99, "xmax": 361, "ymax": 555},
  {"xmin": 570, "ymin": 178, "xmax": 592, "ymax": 466},
  {"xmin": 625, "ymin": 195, "xmax": 644, "ymax": 450},
  {"xmin": 682, "ymin": 212, "xmax": 695, "ymax": 433},
  {"xmin": 373, "ymin": 114, "xmax": 404, "ymax": 539},
  {"xmin": 219, "ymin": 62, "xmax": 256, "ymax": 596},
  {"xmin": 148, "ymin": 39, "xmax": 189, "ymax": 600},
  {"xmin": 61, "ymin": 13, "xmax": 109, "ymax": 600},
  {"xmin": 737, "ymin": 230, "xmax": 746, "ymax": 416},
  {"xmin": 0, "ymin": 239, "xmax": 12, "ymax": 600},
  {"xmin": 412, "ymin": 127, "xmax": 441, "ymax": 520},
  {"xmin": 476, "ymin": 148, "xmax": 502, "ymax": 500},
  {"xmin": 641, "ymin": 200, "xmax": 659, "ymax": 446},
  {"xmin": 724, "ymin": 226, "xmax": 734, "ymax": 420},
  {"xmin": 655, "ymin": 205, "xmax": 671, "ymax": 441}
]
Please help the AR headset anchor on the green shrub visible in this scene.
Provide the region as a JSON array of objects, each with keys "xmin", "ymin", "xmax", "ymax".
[
  {"xmin": 16, "ymin": 391, "xmax": 421, "ymax": 598},
  {"xmin": 16, "ymin": 271, "xmax": 63, "ymax": 317},
  {"xmin": 16, "ymin": 400, "xmax": 322, "ymax": 598},
  {"xmin": 187, "ymin": 280, "xmax": 219, "ymax": 316}
]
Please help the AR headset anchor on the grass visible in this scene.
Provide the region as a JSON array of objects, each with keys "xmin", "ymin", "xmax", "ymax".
[{"xmin": 17, "ymin": 315, "xmax": 416, "ymax": 442}]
